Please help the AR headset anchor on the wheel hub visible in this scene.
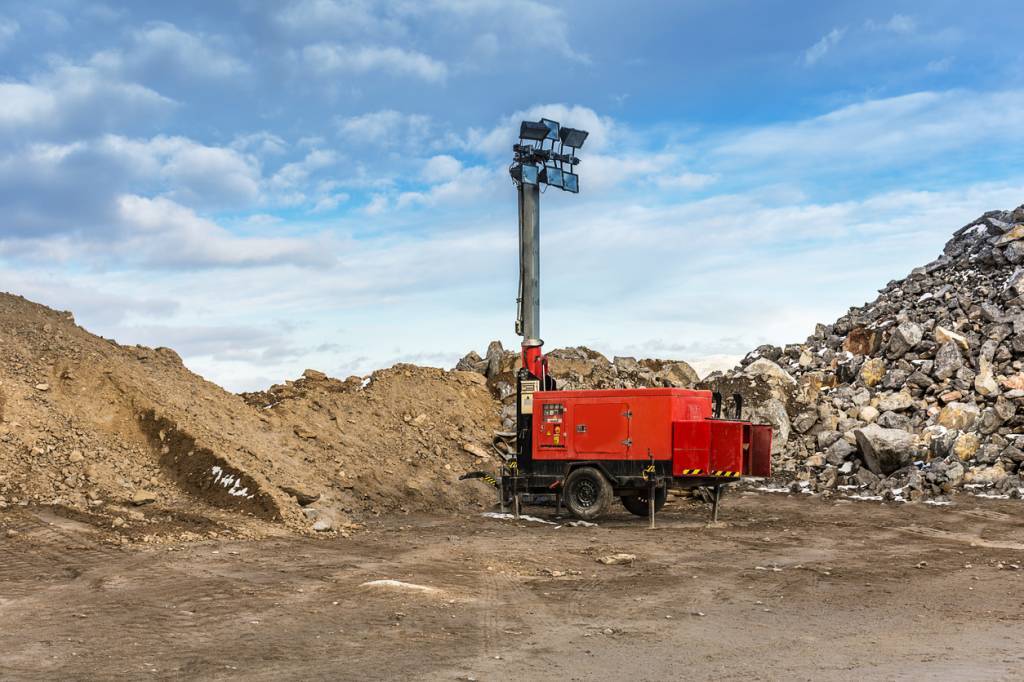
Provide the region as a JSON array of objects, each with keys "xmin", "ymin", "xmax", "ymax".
[{"xmin": 574, "ymin": 480, "xmax": 598, "ymax": 508}]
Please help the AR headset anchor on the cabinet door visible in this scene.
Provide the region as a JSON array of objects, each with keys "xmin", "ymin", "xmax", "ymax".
[{"xmin": 573, "ymin": 402, "xmax": 630, "ymax": 455}]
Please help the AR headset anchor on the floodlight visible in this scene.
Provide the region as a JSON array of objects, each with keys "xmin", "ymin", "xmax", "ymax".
[
  {"xmin": 540, "ymin": 165, "xmax": 563, "ymax": 188},
  {"xmin": 559, "ymin": 127, "xmax": 588, "ymax": 148},
  {"xmin": 520, "ymin": 120, "xmax": 549, "ymax": 141},
  {"xmin": 562, "ymin": 172, "xmax": 579, "ymax": 193},
  {"xmin": 520, "ymin": 164, "xmax": 539, "ymax": 185},
  {"xmin": 541, "ymin": 118, "xmax": 560, "ymax": 140}
]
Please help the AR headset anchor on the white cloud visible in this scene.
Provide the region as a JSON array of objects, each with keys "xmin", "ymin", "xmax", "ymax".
[
  {"xmin": 335, "ymin": 109, "xmax": 431, "ymax": 147},
  {"xmin": 232, "ymin": 131, "xmax": 288, "ymax": 156},
  {"xmin": 98, "ymin": 134, "xmax": 262, "ymax": 207},
  {"xmin": 803, "ymin": 28, "xmax": 845, "ymax": 66},
  {"xmin": 867, "ymin": 14, "xmax": 917, "ymax": 34},
  {"xmin": 712, "ymin": 89, "xmax": 1024, "ymax": 169},
  {"xmin": 115, "ymin": 195, "xmax": 333, "ymax": 269},
  {"xmin": 274, "ymin": 0, "xmax": 406, "ymax": 39},
  {"xmin": 655, "ymin": 172, "xmax": 718, "ymax": 191},
  {"xmin": 465, "ymin": 104, "xmax": 615, "ymax": 158},
  {"xmin": 0, "ymin": 61, "xmax": 174, "ymax": 136},
  {"xmin": 421, "ymin": 154, "xmax": 461, "ymax": 182},
  {"xmin": 0, "ymin": 17, "xmax": 18, "ymax": 48},
  {"xmin": 926, "ymin": 56, "xmax": 954, "ymax": 73},
  {"xmin": 364, "ymin": 194, "xmax": 388, "ymax": 214},
  {"xmin": 302, "ymin": 43, "xmax": 447, "ymax": 82},
  {"xmin": 269, "ymin": 148, "xmax": 337, "ymax": 190},
  {"xmin": 123, "ymin": 22, "xmax": 249, "ymax": 79}
]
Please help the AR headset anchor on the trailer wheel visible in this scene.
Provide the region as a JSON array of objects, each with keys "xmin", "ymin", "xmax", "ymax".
[
  {"xmin": 620, "ymin": 488, "xmax": 667, "ymax": 517},
  {"xmin": 563, "ymin": 467, "xmax": 613, "ymax": 521}
]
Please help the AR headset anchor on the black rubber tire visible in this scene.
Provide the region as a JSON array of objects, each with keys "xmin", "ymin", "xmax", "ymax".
[
  {"xmin": 621, "ymin": 488, "xmax": 668, "ymax": 517},
  {"xmin": 563, "ymin": 467, "xmax": 614, "ymax": 521}
]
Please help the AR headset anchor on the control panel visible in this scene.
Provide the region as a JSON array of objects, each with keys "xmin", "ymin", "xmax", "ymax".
[{"xmin": 538, "ymin": 401, "xmax": 567, "ymax": 448}]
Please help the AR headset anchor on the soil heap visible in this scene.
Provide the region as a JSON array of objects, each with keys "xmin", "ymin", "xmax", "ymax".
[
  {"xmin": 0, "ymin": 293, "xmax": 499, "ymax": 540},
  {"xmin": 706, "ymin": 203, "xmax": 1024, "ymax": 501}
]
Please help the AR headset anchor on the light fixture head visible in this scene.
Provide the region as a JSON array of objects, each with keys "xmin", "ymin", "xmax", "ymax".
[
  {"xmin": 562, "ymin": 172, "xmax": 579, "ymax": 193},
  {"xmin": 539, "ymin": 165, "xmax": 563, "ymax": 188},
  {"xmin": 519, "ymin": 120, "xmax": 549, "ymax": 141},
  {"xmin": 520, "ymin": 164, "xmax": 539, "ymax": 185},
  {"xmin": 559, "ymin": 127, "xmax": 588, "ymax": 148},
  {"xmin": 540, "ymin": 118, "xmax": 560, "ymax": 140}
]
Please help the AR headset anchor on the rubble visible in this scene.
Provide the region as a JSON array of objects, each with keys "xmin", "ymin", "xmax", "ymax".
[{"xmin": 704, "ymin": 203, "xmax": 1024, "ymax": 502}]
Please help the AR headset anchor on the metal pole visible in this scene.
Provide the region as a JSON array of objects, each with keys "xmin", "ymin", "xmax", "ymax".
[{"xmin": 519, "ymin": 182, "xmax": 541, "ymax": 344}]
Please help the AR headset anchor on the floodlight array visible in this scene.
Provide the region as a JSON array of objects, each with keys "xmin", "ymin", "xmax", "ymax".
[{"xmin": 510, "ymin": 117, "xmax": 587, "ymax": 193}]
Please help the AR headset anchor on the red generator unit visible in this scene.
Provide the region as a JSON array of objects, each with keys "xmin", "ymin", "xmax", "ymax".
[{"xmin": 513, "ymin": 383, "xmax": 771, "ymax": 520}]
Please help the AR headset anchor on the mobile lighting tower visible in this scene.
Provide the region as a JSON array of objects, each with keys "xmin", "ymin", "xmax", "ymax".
[{"xmin": 466, "ymin": 118, "xmax": 773, "ymax": 524}]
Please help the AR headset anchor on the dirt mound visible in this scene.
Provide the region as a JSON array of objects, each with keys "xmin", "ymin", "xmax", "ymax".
[
  {"xmin": 0, "ymin": 293, "xmax": 499, "ymax": 541},
  {"xmin": 705, "ymin": 203, "xmax": 1024, "ymax": 502}
]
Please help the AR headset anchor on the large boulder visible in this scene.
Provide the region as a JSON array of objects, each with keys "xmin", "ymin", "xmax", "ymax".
[
  {"xmin": 654, "ymin": 361, "xmax": 699, "ymax": 388},
  {"xmin": 853, "ymin": 423, "xmax": 917, "ymax": 476},
  {"xmin": 744, "ymin": 358, "xmax": 796, "ymax": 386},
  {"xmin": 484, "ymin": 341, "xmax": 505, "ymax": 379}
]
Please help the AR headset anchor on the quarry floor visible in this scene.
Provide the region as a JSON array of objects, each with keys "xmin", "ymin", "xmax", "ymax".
[{"xmin": 2, "ymin": 493, "xmax": 1024, "ymax": 681}]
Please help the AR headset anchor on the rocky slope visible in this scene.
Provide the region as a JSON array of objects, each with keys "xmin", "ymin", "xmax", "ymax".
[{"xmin": 706, "ymin": 203, "xmax": 1024, "ymax": 501}]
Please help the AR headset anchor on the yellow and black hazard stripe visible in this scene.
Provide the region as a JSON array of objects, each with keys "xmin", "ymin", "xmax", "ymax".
[
  {"xmin": 482, "ymin": 475, "xmax": 498, "ymax": 488},
  {"xmin": 710, "ymin": 470, "xmax": 741, "ymax": 478},
  {"xmin": 678, "ymin": 468, "xmax": 704, "ymax": 476}
]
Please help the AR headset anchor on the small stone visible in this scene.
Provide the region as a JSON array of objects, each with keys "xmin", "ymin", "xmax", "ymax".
[
  {"xmin": 312, "ymin": 519, "xmax": 333, "ymax": 532},
  {"xmin": 877, "ymin": 391, "xmax": 913, "ymax": 413},
  {"xmin": 937, "ymin": 402, "xmax": 980, "ymax": 431},
  {"xmin": 859, "ymin": 405, "xmax": 880, "ymax": 423},
  {"xmin": 953, "ymin": 432, "xmax": 981, "ymax": 461},
  {"xmin": 34, "ymin": 383, "xmax": 49, "ymax": 391},
  {"xmin": 597, "ymin": 553, "xmax": 636, "ymax": 565},
  {"xmin": 68, "ymin": 450, "xmax": 84, "ymax": 463},
  {"xmin": 293, "ymin": 425, "xmax": 318, "ymax": 439},
  {"xmin": 859, "ymin": 358, "xmax": 886, "ymax": 387},
  {"xmin": 131, "ymin": 490, "xmax": 157, "ymax": 506},
  {"xmin": 935, "ymin": 327, "xmax": 970, "ymax": 351}
]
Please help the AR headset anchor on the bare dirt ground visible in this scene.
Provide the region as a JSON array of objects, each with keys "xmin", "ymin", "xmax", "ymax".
[{"xmin": 3, "ymin": 492, "xmax": 1024, "ymax": 681}]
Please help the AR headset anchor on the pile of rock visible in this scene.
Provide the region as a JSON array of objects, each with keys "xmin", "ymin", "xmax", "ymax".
[
  {"xmin": 710, "ymin": 204, "xmax": 1024, "ymax": 500},
  {"xmin": 456, "ymin": 342, "xmax": 699, "ymax": 431}
]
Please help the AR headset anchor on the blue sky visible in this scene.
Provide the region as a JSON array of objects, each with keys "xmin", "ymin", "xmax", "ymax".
[{"xmin": 1, "ymin": 1, "xmax": 1023, "ymax": 390}]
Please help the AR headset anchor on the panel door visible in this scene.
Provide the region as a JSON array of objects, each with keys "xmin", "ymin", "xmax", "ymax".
[{"xmin": 572, "ymin": 402, "xmax": 630, "ymax": 455}]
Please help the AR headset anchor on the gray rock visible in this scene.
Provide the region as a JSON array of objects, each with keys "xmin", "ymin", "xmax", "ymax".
[
  {"xmin": 825, "ymin": 439, "xmax": 856, "ymax": 465},
  {"xmin": 744, "ymin": 358, "xmax": 797, "ymax": 386},
  {"xmin": 933, "ymin": 342, "xmax": 963, "ymax": 380},
  {"xmin": 854, "ymin": 424, "xmax": 917, "ymax": 476},
  {"xmin": 484, "ymin": 341, "xmax": 505, "ymax": 379},
  {"xmin": 876, "ymin": 411, "xmax": 910, "ymax": 430},
  {"xmin": 887, "ymin": 322, "xmax": 922, "ymax": 357}
]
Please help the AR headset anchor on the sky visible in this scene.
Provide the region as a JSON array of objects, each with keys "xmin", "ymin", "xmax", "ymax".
[{"xmin": 1, "ymin": 0, "xmax": 1024, "ymax": 391}]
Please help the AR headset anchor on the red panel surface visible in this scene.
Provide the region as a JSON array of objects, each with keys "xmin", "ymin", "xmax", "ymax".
[
  {"xmin": 749, "ymin": 424, "xmax": 773, "ymax": 477},
  {"xmin": 573, "ymin": 402, "xmax": 629, "ymax": 454},
  {"xmin": 672, "ymin": 420, "xmax": 710, "ymax": 476},
  {"xmin": 709, "ymin": 421, "xmax": 744, "ymax": 475},
  {"xmin": 532, "ymin": 388, "xmax": 713, "ymax": 462}
]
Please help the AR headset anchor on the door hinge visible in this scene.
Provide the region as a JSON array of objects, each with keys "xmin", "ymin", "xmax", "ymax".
[
  {"xmin": 622, "ymin": 439, "xmax": 633, "ymax": 447},
  {"xmin": 622, "ymin": 410, "xmax": 633, "ymax": 418}
]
